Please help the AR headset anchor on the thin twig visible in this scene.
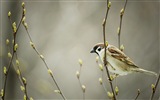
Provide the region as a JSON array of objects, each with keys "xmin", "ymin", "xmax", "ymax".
[
  {"xmin": 2, "ymin": 53, "xmax": 14, "ymax": 100},
  {"xmin": 150, "ymin": 74, "xmax": 160, "ymax": 100},
  {"xmin": 15, "ymin": 53, "xmax": 30, "ymax": 100},
  {"xmin": 118, "ymin": 0, "xmax": 128, "ymax": 49},
  {"xmin": 6, "ymin": 42, "xmax": 30, "ymax": 100},
  {"xmin": 102, "ymin": 0, "xmax": 116, "ymax": 100},
  {"xmin": 96, "ymin": 60, "xmax": 108, "ymax": 95},
  {"xmin": 78, "ymin": 68, "xmax": 85, "ymax": 100},
  {"xmin": 2, "ymin": 10, "xmax": 24, "ymax": 100},
  {"xmin": 22, "ymin": 15, "xmax": 66, "ymax": 100},
  {"xmin": 24, "ymin": 29, "xmax": 66, "ymax": 100},
  {"xmin": 135, "ymin": 93, "xmax": 140, "ymax": 100},
  {"xmin": 115, "ymin": 0, "xmax": 128, "ymax": 94},
  {"xmin": 135, "ymin": 89, "xmax": 140, "ymax": 100},
  {"xmin": 76, "ymin": 60, "xmax": 85, "ymax": 100}
]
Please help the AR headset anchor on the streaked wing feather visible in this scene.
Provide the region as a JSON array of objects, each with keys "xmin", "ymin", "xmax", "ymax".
[{"xmin": 108, "ymin": 45, "xmax": 137, "ymax": 67}]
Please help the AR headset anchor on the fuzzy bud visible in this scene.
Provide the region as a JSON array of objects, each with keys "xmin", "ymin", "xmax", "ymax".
[
  {"xmin": 82, "ymin": 85, "xmax": 86, "ymax": 93},
  {"xmin": 48, "ymin": 69, "xmax": 53, "ymax": 76},
  {"xmin": 22, "ymin": 16, "xmax": 26, "ymax": 23},
  {"xmin": 12, "ymin": 39, "xmax": 14, "ymax": 44},
  {"xmin": 151, "ymin": 84, "xmax": 155, "ymax": 91},
  {"xmin": 22, "ymin": 2, "xmax": 25, "ymax": 8},
  {"xmin": 30, "ymin": 42, "xmax": 35, "ymax": 49},
  {"xmin": 12, "ymin": 22, "xmax": 17, "ymax": 33},
  {"xmin": 0, "ymin": 89, "xmax": 4, "ymax": 97},
  {"xmin": 16, "ymin": 60, "xmax": 20, "ymax": 66},
  {"xmin": 54, "ymin": 90, "xmax": 61, "ymax": 94},
  {"xmin": 108, "ymin": 2, "xmax": 111, "ymax": 8},
  {"xmin": 120, "ymin": 44, "xmax": 124, "ymax": 51},
  {"xmin": 24, "ymin": 95, "xmax": 27, "ymax": 100},
  {"xmin": 99, "ymin": 64, "xmax": 103, "ymax": 71},
  {"xmin": 40, "ymin": 55, "xmax": 44, "ymax": 60},
  {"xmin": 78, "ymin": 59, "xmax": 83, "ymax": 66},
  {"xmin": 20, "ymin": 86, "xmax": 25, "ymax": 92},
  {"xmin": 24, "ymin": 22, "xmax": 28, "ymax": 29},
  {"xmin": 3, "ymin": 66, "xmax": 7, "ymax": 75},
  {"xmin": 14, "ymin": 43, "xmax": 18, "ymax": 52},
  {"xmin": 6, "ymin": 39, "xmax": 9, "ymax": 45},
  {"xmin": 105, "ymin": 41, "xmax": 108, "ymax": 46},
  {"xmin": 30, "ymin": 97, "xmax": 34, "ymax": 100},
  {"xmin": 76, "ymin": 71, "xmax": 80, "ymax": 79},
  {"xmin": 8, "ymin": 11, "xmax": 11, "ymax": 17},
  {"xmin": 110, "ymin": 75, "xmax": 114, "ymax": 81},
  {"xmin": 115, "ymin": 86, "xmax": 119, "ymax": 95},
  {"xmin": 120, "ymin": 8, "xmax": 124, "ymax": 16},
  {"xmin": 8, "ymin": 52, "xmax": 12, "ymax": 58},
  {"xmin": 16, "ymin": 69, "xmax": 20, "ymax": 76},
  {"xmin": 107, "ymin": 91, "xmax": 113, "ymax": 99},
  {"xmin": 23, "ymin": 9, "xmax": 26, "ymax": 15},
  {"xmin": 102, "ymin": 18, "xmax": 105, "ymax": 25},
  {"xmin": 99, "ymin": 78, "xmax": 103, "ymax": 85},
  {"xmin": 22, "ymin": 77, "xmax": 27, "ymax": 85}
]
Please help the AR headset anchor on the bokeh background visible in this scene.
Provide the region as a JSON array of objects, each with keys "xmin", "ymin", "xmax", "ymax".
[{"xmin": 0, "ymin": 0, "xmax": 159, "ymax": 99}]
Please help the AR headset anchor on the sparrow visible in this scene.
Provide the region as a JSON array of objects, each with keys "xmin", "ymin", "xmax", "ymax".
[{"xmin": 90, "ymin": 43, "xmax": 157, "ymax": 76}]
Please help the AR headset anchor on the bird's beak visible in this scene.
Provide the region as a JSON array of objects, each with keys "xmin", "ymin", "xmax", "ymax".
[{"xmin": 90, "ymin": 49, "xmax": 95, "ymax": 53}]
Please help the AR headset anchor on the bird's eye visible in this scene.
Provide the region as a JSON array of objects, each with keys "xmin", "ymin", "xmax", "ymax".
[{"xmin": 98, "ymin": 47, "xmax": 101, "ymax": 51}]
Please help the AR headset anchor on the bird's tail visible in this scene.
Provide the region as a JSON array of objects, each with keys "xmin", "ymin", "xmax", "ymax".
[{"xmin": 132, "ymin": 68, "xmax": 157, "ymax": 76}]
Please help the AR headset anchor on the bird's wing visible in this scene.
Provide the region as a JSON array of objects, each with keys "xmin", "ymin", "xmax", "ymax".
[{"xmin": 108, "ymin": 45, "xmax": 138, "ymax": 67}]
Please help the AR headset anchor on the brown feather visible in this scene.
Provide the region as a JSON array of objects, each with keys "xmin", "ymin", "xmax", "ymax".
[{"xmin": 108, "ymin": 45, "xmax": 138, "ymax": 68}]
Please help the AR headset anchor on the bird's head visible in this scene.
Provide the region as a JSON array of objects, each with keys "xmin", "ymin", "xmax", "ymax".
[{"xmin": 90, "ymin": 43, "xmax": 108, "ymax": 56}]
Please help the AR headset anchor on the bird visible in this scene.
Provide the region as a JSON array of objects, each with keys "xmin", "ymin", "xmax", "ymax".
[{"xmin": 90, "ymin": 42, "xmax": 157, "ymax": 76}]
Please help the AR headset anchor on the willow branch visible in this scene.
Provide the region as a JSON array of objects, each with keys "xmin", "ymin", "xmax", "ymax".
[
  {"xmin": 6, "ymin": 41, "xmax": 30, "ymax": 100},
  {"xmin": 102, "ymin": 0, "xmax": 116, "ymax": 100},
  {"xmin": 2, "ymin": 10, "xmax": 24, "ymax": 100},
  {"xmin": 118, "ymin": 0, "xmax": 128, "ymax": 49},
  {"xmin": 15, "ymin": 53, "xmax": 30, "ymax": 100},
  {"xmin": 23, "ymin": 27, "xmax": 66, "ymax": 100},
  {"xmin": 22, "ymin": 10, "xmax": 66, "ymax": 100},
  {"xmin": 96, "ymin": 60, "xmax": 108, "ymax": 95},
  {"xmin": 2, "ymin": 53, "xmax": 14, "ymax": 100},
  {"xmin": 76, "ymin": 60, "xmax": 85, "ymax": 100}
]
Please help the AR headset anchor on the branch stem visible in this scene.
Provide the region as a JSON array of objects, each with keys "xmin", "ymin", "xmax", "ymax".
[
  {"xmin": 102, "ymin": 0, "xmax": 116, "ymax": 100},
  {"xmin": 135, "ymin": 89, "xmax": 140, "ymax": 100},
  {"xmin": 118, "ymin": 0, "xmax": 128, "ymax": 49},
  {"xmin": 23, "ymin": 22, "xmax": 66, "ymax": 100},
  {"xmin": 2, "ymin": 11, "xmax": 24, "ymax": 100}
]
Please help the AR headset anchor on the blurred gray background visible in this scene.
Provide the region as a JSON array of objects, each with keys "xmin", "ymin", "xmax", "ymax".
[{"xmin": 0, "ymin": 0, "xmax": 160, "ymax": 99}]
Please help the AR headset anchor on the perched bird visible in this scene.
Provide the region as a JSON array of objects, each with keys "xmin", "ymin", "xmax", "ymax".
[{"xmin": 90, "ymin": 43, "xmax": 157, "ymax": 76}]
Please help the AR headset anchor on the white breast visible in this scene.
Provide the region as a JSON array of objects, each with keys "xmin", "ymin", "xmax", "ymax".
[{"xmin": 99, "ymin": 50, "xmax": 131, "ymax": 75}]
